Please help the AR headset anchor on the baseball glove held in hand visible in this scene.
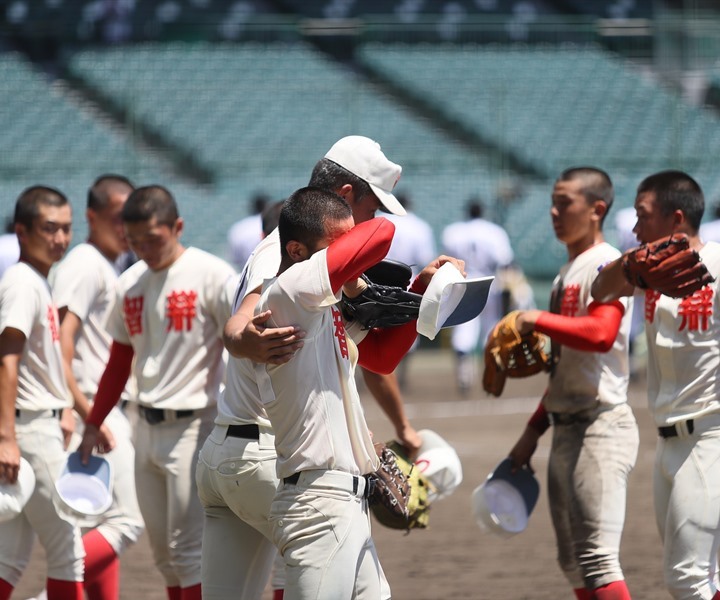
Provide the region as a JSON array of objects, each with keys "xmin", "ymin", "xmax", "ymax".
[
  {"xmin": 482, "ymin": 311, "xmax": 550, "ymax": 397},
  {"xmin": 621, "ymin": 233, "xmax": 715, "ymax": 299},
  {"xmin": 367, "ymin": 443, "xmax": 411, "ymax": 527}
]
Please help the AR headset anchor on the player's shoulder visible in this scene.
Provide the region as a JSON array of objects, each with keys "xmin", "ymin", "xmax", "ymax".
[
  {"xmin": 55, "ymin": 243, "xmax": 106, "ymax": 274},
  {"xmin": 0, "ymin": 262, "xmax": 46, "ymax": 300},
  {"xmin": 184, "ymin": 247, "xmax": 235, "ymax": 274},
  {"xmin": 117, "ymin": 258, "xmax": 149, "ymax": 290}
]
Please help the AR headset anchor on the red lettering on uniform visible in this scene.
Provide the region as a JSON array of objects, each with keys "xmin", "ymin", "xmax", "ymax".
[
  {"xmin": 645, "ymin": 290, "xmax": 661, "ymax": 323},
  {"xmin": 166, "ymin": 290, "xmax": 197, "ymax": 332},
  {"xmin": 560, "ymin": 284, "xmax": 580, "ymax": 316},
  {"xmin": 124, "ymin": 296, "xmax": 144, "ymax": 336},
  {"xmin": 678, "ymin": 287, "xmax": 714, "ymax": 332},
  {"xmin": 47, "ymin": 305, "xmax": 59, "ymax": 342},
  {"xmin": 331, "ymin": 306, "xmax": 349, "ymax": 359}
]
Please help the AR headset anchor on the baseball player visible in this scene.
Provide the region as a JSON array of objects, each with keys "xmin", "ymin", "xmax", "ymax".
[
  {"xmin": 0, "ymin": 186, "xmax": 85, "ymax": 600},
  {"xmin": 592, "ymin": 170, "xmax": 720, "ymax": 600},
  {"xmin": 442, "ymin": 199, "xmax": 514, "ymax": 394},
  {"xmin": 258, "ymin": 187, "xmax": 458, "ymax": 599},
  {"xmin": 51, "ymin": 174, "xmax": 144, "ymax": 600},
  {"xmin": 198, "ymin": 136, "xmax": 428, "ymax": 599},
  {"xmin": 508, "ymin": 167, "xmax": 638, "ymax": 600},
  {"xmin": 79, "ymin": 185, "xmax": 235, "ymax": 600}
]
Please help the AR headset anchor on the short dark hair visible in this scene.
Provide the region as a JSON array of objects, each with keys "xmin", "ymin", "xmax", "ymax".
[
  {"xmin": 467, "ymin": 199, "xmax": 484, "ymax": 219},
  {"xmin": 122, "ymin": 185, "xmax": 179, "ymax": 226},
  {"xmin": 14, "ymin": 185, "xmax": 69, "ymax": 229},
  {"xmin": 637, "ymin": 170, "xmax": 704, "ymax": 232},
  {"xmin": 308, "ymin": 158, "xmax": 373, "ymax": 201},
  {"xmin": 251, "ymin": 193, "xmax": 270, "ymax": 215},
  {"xmin": 279, "ymin": 187, "xmax": 351, "ymax": 259},
  {"xmin": 558, "ymin": 166, "xmax": 614, "ymax": 226},
  {"xmin": 87, "ymin": 174, "xmax": 134, "ymax": 211}
]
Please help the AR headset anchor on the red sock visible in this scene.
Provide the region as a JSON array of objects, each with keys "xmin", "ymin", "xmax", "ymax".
[
  {"xmin": 83, "ymin": 529, "xmax": 120, "ymax": 600},
  {"xmin": 712, "ymin": 592, "xmax": 720, "ymax": 600},
  {"xmin": 47, "ymin": 578, "xmax": 83, "ymax": 600},
  {"xmin": 574, "ymin": 589, "xmax": 593, "ymax": 600},
  {"xmin": 0, "ymin": 578, "xmax": 12, "ymax": 600},
  {"xmin": 273, "ymin": 590, "xmax": 285, "ymax": 600},
  {"xmin": 594, "ymin": 580, "xmax": 632, "ymax": 600},
  {"xmin": 167, "ymin": 586, "xmax": 182, "ymax": 600},
  {"xmin": 180, "ymin": 583, "xmax": 202, "ymax": 600}
]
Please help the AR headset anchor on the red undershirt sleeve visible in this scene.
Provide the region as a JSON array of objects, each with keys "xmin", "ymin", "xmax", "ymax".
[
  {"xmin": 86, "ymin": 341, "xmax": 134, "ymax": 428},
  {"xmin": 326, "ymin": 218, "xmax": 395, "ymax": 294},
  {"xmin": 534, "ymin": 301, "xmax": 625, "ymax": 353},
  {"xmin": 527, "ymin": 400, "xmax": 550, "ymax": 435}
]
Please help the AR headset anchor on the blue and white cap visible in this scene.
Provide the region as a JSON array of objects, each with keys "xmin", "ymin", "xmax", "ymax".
[
  {"xmin": 417, "ymin": 262, "xmax": 494, "ymax": 340},
  {"xmin": 55, "ymin": 452, "xmax": 113, "ymax": 523}
]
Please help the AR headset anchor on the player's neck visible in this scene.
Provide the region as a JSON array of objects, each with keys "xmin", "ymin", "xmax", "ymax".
[
  {"xmin": 566, "ymin": 232, "xmax": 604, "ymax": 261},
  {"xmin": 19, "ymin": 254, "xmax": 51, "ymax": 278},
  {"xmin": 88, "ymin": 238, "xmax": 120, "ymax": 263}
]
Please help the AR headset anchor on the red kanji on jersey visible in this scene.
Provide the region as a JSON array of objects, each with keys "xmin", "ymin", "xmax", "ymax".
[
  {"xmin": 331, "ymin": 306, "xmax": 349, "ymax": 359},
  {"xmin": 644, "ymin": 290, "xmax": 661, "ymax": 324},
  {"xmin": 47, "ymin": 305, "xmax": 59, "ymax": 342},
  {"xmin": 124, "ymin": 296, "xmax": 144, "ymax": 336},
  {"xmin": 166, "ymin": 290, "xmax": 197, "ymax": 332},
  {"xmin": 678, "ymin": 287, "xmax": 714, "ymax": 332},
  {"xmin": 560, "ymin": 284, "xmax": 581, "ymax": 316}
]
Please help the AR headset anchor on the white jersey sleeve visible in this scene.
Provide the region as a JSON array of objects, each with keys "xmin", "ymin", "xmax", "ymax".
[{"xmin": 0, "ymin": 263, "xmax": 70, "ymax": 410}]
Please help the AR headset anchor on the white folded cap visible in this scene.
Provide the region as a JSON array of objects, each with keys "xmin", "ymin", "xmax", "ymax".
[
  {"xmin": 0, "ymin": 457, "xmax": 35, "ymax": 523},
  {"xmin": 417, "ymin": 263, "xmax": 494, "ymax": 340},
  {"xmin": 413, "ymin": 429, "xmax": 463, "ymax": 503}
]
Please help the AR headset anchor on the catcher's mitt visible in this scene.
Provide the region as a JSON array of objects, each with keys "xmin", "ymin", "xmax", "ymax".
[
  {"xmin": 367, "ymin": 442, "xmax": 431, "ymax": 531},
  {"xmin": 482, "ymin": 311, "xmax": 551, "ymax": 397},
  {"xmin": 621, "ymin": 233, "xmax": 715, "ymax": 299},
  {"xmin": 341, "ymin": 275, "xmax": 422, "ymax": 330}
]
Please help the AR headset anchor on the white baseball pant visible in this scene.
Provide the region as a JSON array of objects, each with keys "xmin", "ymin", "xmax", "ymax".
[{"xmin": 196, "ymin": 423, "xmax": 279, "ymax": 600}]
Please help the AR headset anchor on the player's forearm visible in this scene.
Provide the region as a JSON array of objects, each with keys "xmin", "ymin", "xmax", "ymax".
[
  {"xmin": 87, "ymin": 341, "xmax": 133, "ymax": 428},
  {"xmin": 59, "ymin": 318, "xmax": 92, "ymax": 419},
  {"xmin": 223, "ymin": 309, "xmax": 252, "ymax": 358},
  {"xmin": 360, "ymin": 370, "xmax": 412, "ymax": 434},
  {"xmin": 0, "ymin": 356, "xmax": 19, "ymax": 440},
  {"xmin": 527, "ymin": 400, "xmax": 550, "ymax": 435},
  {"xmin": 327, "ymin": 218, "xmax": 394, "ymax": 293},
  {"xmin": 535, "ymin": 302, "xmax": 624, "ymax": 353},
  {"xmin": 591, "ymin": 258, "xmax": 634, "ymax": 302}
]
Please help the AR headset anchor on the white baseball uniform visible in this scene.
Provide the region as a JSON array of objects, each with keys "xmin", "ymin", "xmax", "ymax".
[
  {"xmin": 0, "ymin": 262, "xmax": 85, "ymax": 586},
  {"xmin": 542, "ymin": 242, "xmax": 639, "ymax": 591},
  {"xmin": 196, "ymin": 231, "xmax": 281, "ymax": 600},
  {"xmin": 384, "ymin": 211, "xmax": 436, "ymax": 278},
  {"xmin": 258, "ymin": 228, "xmax": 400, "ymax": 600},
  {"xmin": 643, "ymin": 241, "xmax": 720, "ymax": 599},
  {"xmin": 52, "ymin": 242, "xmax": 144, "ymax": 555},
  {"xmin": 103, "ymin": 246, "xmax": 235, "ymax": 589}
]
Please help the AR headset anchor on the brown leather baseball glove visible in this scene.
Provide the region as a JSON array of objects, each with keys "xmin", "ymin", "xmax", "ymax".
[
  {"xmin": 482, "ymin": 311, "xmax": 551, "ymax": 397},
  {"xmin": 621, "ymin": 233, "xmax": 715, "ymax": 299}
]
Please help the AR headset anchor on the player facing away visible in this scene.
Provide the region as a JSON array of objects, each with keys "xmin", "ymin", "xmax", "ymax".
[
  {"xmin": 79, "ymin": 185, "xmax": 235, "ymax": 600},
  {"xmin": 508, "ymin": 167, "xmax": 638, "ymax": 600},
  {"xmin": 257, "ymin": 187, "xmax": 461, "ymax": 599},
  {"xmin": 592, "ymin": 171, "xmax": 720, "ymax": 600},
  {"xmin": 51, "ymin": 174, "xmax": 145, "ymax": 600},
  {"xmin": 0, "ymin": 186, "xmax": 85, "ymax": 600}
]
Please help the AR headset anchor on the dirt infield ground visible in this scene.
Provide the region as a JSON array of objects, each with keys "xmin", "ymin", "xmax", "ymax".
[{"xmin": 12, "ymin": 350, "xmax": 667, "ymax": 600}]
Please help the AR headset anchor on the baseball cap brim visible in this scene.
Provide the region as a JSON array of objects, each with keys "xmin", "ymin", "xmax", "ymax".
[
  {"xmin": 0, "ymin": 457, "xmax": 35, "ymax": 523},
  {"xmin": 369, "ymin": 183, "xmax": 406, "ymax": 216},
  {"xmin": 417, "ymin": 263, "xmax": 494, "ymax": 340}
]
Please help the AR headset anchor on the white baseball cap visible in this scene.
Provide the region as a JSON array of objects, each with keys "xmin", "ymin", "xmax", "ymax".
[
  {"xmin": 414, "ymin": 429, "xmax": 463, "ymax": 503},
  {"xmin": 0, "ymin": 457, "xmax": 35, "ymax": 523},
  {"xmin": 471, "ymin": 458, "xmax": 539, "ymax": 538},
  {"xmin": 324, "ymin": 136, "xmax": 406, "ymax": 216},
  {"xmin": 417, "ymin": 262, "xmax": 494, "ymax": 340},
  {"xmin": 55, "ymin": 452, "xmax": 113, "ymax": 524}
]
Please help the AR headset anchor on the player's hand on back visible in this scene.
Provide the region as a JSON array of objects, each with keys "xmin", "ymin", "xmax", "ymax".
[{"xmin": 241, "ymin": 310, "xmax": 306, "ymax": 365}]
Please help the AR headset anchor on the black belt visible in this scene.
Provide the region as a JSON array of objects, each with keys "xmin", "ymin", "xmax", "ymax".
[
  {"xmin": 659, "ymin": 420, "xmax": 694, "ymax": 438},
  {"xmin": 549, "ymin": 411, "xmax": 595, "ymax": 426},
  {"xmin": 226, "ymin": 424, "xmax": 259, "ymax": 439},
  {"xmin": 283, "ymin": 472, "xmax": 370, "ymax": 498},
  {"xmin": 138, "ymin": 405, "xmax": 195, "ymax": 425},
  {"xmin": 15, "ymin": 408, "xmax": 61, "ymax": 419}
]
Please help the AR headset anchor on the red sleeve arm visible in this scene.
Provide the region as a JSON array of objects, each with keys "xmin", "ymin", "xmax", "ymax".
[
  {"xmin": 534, "ymin": 301, "xmax": 625, "ymax": 353},
  {"xmin": 356, "ymin": 265, "xmax": 428, "ymax": 374},
  {"xmin": 527, "ymin": 400, "xmax": 550, "ymax": 435},
  {"xmin": 326, "ymin": 218, "xmax": 394, "ymax": 293},
  {"xmin": 86, "ymin": 341, "xmax": 134, "ymax": 428}
]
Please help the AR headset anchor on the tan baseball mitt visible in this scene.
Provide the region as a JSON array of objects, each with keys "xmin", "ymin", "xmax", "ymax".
[{"xmin": 482, "ymin": 311, "xmax": 551, "ymax": 397}]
